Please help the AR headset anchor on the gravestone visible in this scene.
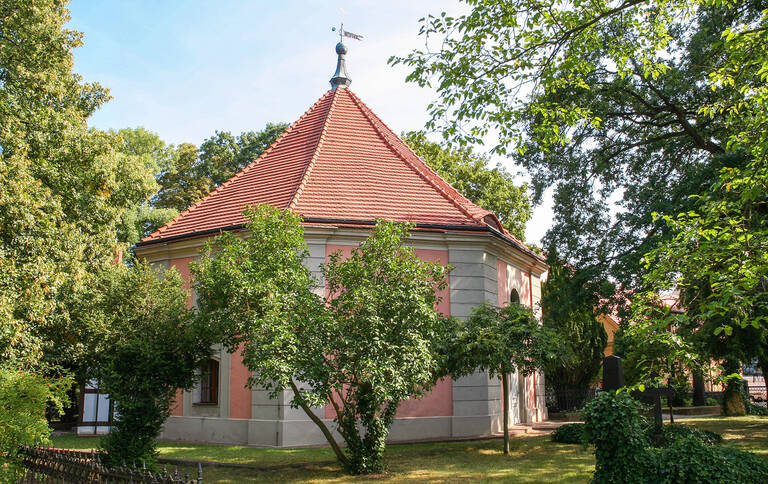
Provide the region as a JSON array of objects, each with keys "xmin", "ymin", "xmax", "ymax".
[{"xmin": 602, "ymin": 355, "xmax": 625, "ymax": 391}]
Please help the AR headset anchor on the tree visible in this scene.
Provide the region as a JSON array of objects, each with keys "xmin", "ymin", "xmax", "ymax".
[
  {"xmin": 0, "ymin": 0, "xmax": 158, "ymax": 367},
  {"xmin": 541, "ymin": 249, "xmax": 607, "ymax": 400},
  {"xmin": 403, "ymin": 131, "xmax": 531, "ymax": 240},
  {"xmin": 113, "ymin": 127, "xmax": 179, "ymax": 244},
  {"xmin": 392, "ymin": 1, "xmax": 763, "ymax": 292},
  {"xmin": 0, "ymin": 366, "xmax": 71, "ymax": 482},
  {"xmin": 192, "ymin": 206, "xmax": 452, "ymax": 474},
  {"xmin": 82, "ymin": 261, "xmax": 212, "ymax": 467},
  {"xmin": 450, "ymin": 303, "xmax": 559, "ymax": 455},
  {"xmin": 154, "ymin": 124, "xmax": 288, "ymax": 213}
]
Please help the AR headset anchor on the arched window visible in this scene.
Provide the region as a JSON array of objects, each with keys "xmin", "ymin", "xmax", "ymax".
[
  {"xmin": 510, "ymin": 288, "xmax": 520, "ymax": 305},
  {"xmin": 199, "ymin": 359, "xmax": 219, "ymax": 404}
]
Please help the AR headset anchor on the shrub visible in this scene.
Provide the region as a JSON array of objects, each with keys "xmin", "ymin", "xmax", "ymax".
[
  {"xmin": 0, "ymin": 367, "xmax": 71, "ymax": 482},
  {"xmin": 583, "ymin": 391, "xmax": 653, "ymax": 484},
  {"xmin": 705, "ymin": 397, "xmax": 719, "ymax": 406},
  {"xmin": 658, "ymin": 424, "xmax": 722, "ymax": 446},
  {"xmin": 551, "ymin": 423, "xmax": 586, "ymax": 444},
  {"xmin": 748, "ymin": 402, "xmax": 768, "ymax": 416},
  {"xmin": 84, "ymin": 262, "xmax": 213, "ymax": 468},
  {"xmin": 584, "ymin": 391, "xmax": 768, "ymax": 484},
  {"xmin": 657, "ymin": 434, "xmax": 768, "ymax": 484}
]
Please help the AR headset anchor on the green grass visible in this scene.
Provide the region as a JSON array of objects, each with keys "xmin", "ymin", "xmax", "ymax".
[{"xmin": 50, "ymin": 415, "xmax": 768, "ymax": 483}]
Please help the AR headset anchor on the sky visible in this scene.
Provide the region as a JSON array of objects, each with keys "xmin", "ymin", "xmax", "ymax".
[{"xmin": 67, "ymin": 0, "xmax": 554, "ymax": 244}]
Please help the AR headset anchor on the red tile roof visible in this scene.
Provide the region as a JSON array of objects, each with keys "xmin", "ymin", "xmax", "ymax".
[{"xmin": 139, "ymin": 88, "xmax": 537, "ymax": 259}]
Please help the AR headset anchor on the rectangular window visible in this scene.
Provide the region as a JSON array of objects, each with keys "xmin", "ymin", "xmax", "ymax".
[{"xmin": 199, "ymin": 360, "xmax": 219, "ymax": 404}]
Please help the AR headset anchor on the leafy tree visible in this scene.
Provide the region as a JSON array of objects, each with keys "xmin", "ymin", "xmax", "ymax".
[
  {"xmin": 0, "ymin": 0, "xmax": 158, "ymax": 367},
  {"xmin": 154, "ymin": 124, "xmax": 288, "ymax": 213},
  {"xmin": 403, "ymin": 131, "xmax": 531, "ymax": 240},
  {"xmin": 83, "ymin": 261, "xmax": 211, "ymax": 467},
  {"xmin": 192, "ymin": 206, "xmax": 452, "ymax": 474},
  {"xmin": 392, "ymin": 1, "xmax": 763, "ymax": 292},
  {"xmin": 113, "ymin": 127, "xmax": 179, "ymax": 244},
  {"xmin": 0, "ymin": 366, "xmax": 71, "ymax": 482},
  {"xmin": 450, "ymin": 303, "xmax": 559, "ymax": 455},
  {"xmin": 541, "ymin": 249, "xmax": 607, "ymax": 397}
]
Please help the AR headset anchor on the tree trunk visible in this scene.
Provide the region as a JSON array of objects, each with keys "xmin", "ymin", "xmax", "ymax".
[
  {"xmin": 692, "ymin": 370, "xmax": 706, "ymax": 406},
  {"xmin": 721, "ymin": 360, "xmax": 747, "ymax": 416},
  {"xmin": 290, "ymin": 380, "xmax": 348, "ymax": 466},
  {"xmin": 502, "ymin": 372, "xmax": 510, "ymax": 455}
]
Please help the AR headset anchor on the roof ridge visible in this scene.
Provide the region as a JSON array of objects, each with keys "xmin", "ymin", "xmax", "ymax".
[
  {"xmin": 143, "ymin": 90, "xmax": 335, "ymax": 242},
  {"xmin": 288, "ymin": 89, "xmax": 338, "ymax": 210},
  {"xmin": 345, "ymin": 90, "xmax": 490, "ymax": 225}
]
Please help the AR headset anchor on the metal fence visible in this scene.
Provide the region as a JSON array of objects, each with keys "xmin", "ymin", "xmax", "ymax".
[
  {"xmin": 18, "ymin": 445, "xmax": 202, "ymax": 484},
  {"xmin": 545, "ymin": 386, "xmax": 601, "ymax": 413},
  {"xmin": 747, "ymin": 384, "xmax": 767, "ymax": 408}
]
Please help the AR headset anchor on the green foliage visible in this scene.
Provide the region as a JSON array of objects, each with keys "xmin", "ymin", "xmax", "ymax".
[
  {"xmin": 0, "ymin": 0, "xmax": 161, "ymax": 367},
  {"xmin": 615, "ymin": 294, "xmax": 701, "ymax": 386},
  {"xmin": 450, "ymin": 302, "xmax": 559, "ymax": 454},
  {"xmin": 394, "ymin": 1, "xmax": 766, "ymax": 300},
  {"xmin": 452, "ymin": 303, "xmax": 559, "ymax": 380},
  {"xmin": 583, "ymin": 391, "xmax": 653, "ymax": 484},
  {"xmin": 551, "ymin": 423, "xmax": 586, "ymax": 445},
  {"xmin": 656, "ymin": 434, "xmax": 768, "ymax": 484},
  {"xmin": 658, "ymin": 425, "xmax": 722, "ymax": 446},
  {"xmin": 193, "ymin": 206, "xmax": 452, "ymax": 474},
  {"xmin": 82, "ymin": 261, "xmax": 211, "ymax": 468},
  {"xmin": 155, "ymin": 125, "xmax": 287, "ymax": 213},
  {"xmin": 402, "ymin": 131, "xmax": 531, "ymax": 240},
  {"xmin": 0, "ymin": 366, "xmax": 71, "ymax": 482},
  {"xmin": 585, "ymin": 391, "xmax": 768, "ymax": 484},
  {"xmin": 541, "ymin": 249, "xmax": 606, "ymax": 393}
]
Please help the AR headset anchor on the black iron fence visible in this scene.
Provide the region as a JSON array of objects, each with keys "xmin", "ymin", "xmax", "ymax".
[
  {"xmin": 545, "ymin": 386, "xmax": 601, "ymax": 413},
  {"xmin": 18, "ymin": 445, "xmax": 202, "ymax": 483},
  {"xmin": 747, "ymin": 384, "xmax": 767, "ymax": 408}
]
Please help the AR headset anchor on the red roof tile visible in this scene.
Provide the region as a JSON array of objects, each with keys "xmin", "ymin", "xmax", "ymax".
[{"xmin": 140, "ymin": 88, "xmax": 534, "ymax": 257}]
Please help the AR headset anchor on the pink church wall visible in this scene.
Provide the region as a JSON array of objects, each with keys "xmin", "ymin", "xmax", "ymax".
[
  {"xmin": 169, "ymin": 257, "xmax": 196, "ymax": 309},
  {"xmin": 168, "ymin": 257, "xmax": 196, "ymax": 416},
  {"xmin": 520, "ymin": 270, "xmax": 532, "ymax": 308},
  {"xmin": 497, "ymin": 259, "xmax": 509, "ymax": 307},
  {"xmin": 323, "ymin": 244, "xmax": 452, "ymax": 419},
  {"xmin": 229, "ymin": 344, "xmax": 252, "ymax": 419}
]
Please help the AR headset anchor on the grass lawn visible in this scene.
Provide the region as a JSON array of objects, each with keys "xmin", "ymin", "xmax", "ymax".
[{"xmin": 51, "ymin": 415, "xmax": 768, "ymax": 483}]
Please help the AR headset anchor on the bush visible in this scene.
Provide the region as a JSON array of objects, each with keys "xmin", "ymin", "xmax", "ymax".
[
  {"xmin": 657, "ymin": 434, "xmax": 768, "ymax": 484},
  {"xmin": 748, "ymin": 402, "xmax": 768, "ymax": 416},
  {"xmin": 551, "ymin": 423, "xmax": 586, "ymax": 444},
  {"xmin": 705, "ymin": 397, "xmax": 719, "ymax": 406},
  {"xmin": 583, "ymin": 391, "xmax": 653, "ymax": 484},
  {"xmin": 0, "ymin": 367, "xmax": 71, "ymax": 482},
  {"xmin": 584, "ymin": 391, "xmax": 768, "ymax": 484},
  {"xmin": 84, "ymin": 262, "xmax": 213, "ymax": 468},
  {"xmin": 658, "ymin": 424, "xmax": 722, "ymax": 446}
]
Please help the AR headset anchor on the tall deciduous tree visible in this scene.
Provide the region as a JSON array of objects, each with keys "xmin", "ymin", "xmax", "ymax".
[
  {"xmin": 541, "ymin": 249, "xmax": 607, "ymax": 397},
  {"xmin": 192, "ymin": 206, "xmax": 453, "ymax": 474},
  {"xmin": 450, "ymin": 303, "xmax": 559, "ymax": 455},
  {"xmin": 403, "ymin": 131, "xmax": 531, "ymax": 240},
  {"xmin": 153, "ymin": 124, "xmax": 288, "ymax": 213},
  {"xmin": 392, "ymin": 1, "xmax": 762, "ymax": 292},
  {"xmin": 0, "ymin": 0, "xmax": 158, "ymax": 367}
]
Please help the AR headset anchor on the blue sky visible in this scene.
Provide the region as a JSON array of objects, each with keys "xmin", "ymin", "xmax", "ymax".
[{"xmin": 67, "ymin": 0, "xmax": 553, "ymax": 244}]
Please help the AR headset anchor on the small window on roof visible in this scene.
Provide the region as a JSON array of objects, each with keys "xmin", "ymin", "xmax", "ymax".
[{"xmin": 510, "ymin": 288, "xmax": 520, "ymax": 305}]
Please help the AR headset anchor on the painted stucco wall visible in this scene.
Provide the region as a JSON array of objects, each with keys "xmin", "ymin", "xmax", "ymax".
[{"xmin": 139, "ymin": 228, "xmax": 547, "ymax": 446}]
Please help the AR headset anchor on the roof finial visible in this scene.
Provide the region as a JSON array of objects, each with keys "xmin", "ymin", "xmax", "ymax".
[{"xmin": 330, "ymin": 12, "xmax": 363, "ymax": 90}]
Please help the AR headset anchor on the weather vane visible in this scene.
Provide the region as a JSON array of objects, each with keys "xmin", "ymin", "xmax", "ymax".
[{"xmin": 331, "ymin": 7, "xmax": 364, "ymax": 42}]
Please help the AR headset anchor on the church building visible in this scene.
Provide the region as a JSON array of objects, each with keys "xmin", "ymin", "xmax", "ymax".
[{"xmin": 126, "ymin": 41, "xmax": 549, "ymax": 447}]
